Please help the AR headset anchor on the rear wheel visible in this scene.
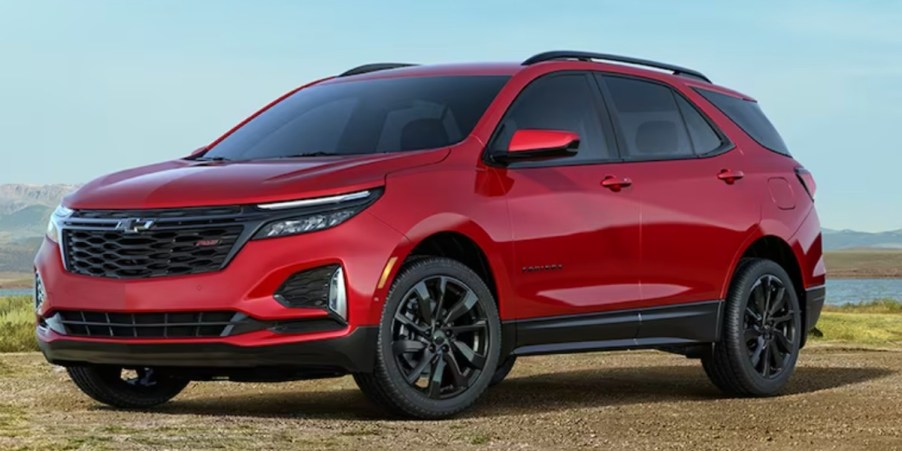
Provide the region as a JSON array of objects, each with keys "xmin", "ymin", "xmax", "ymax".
[
  {"xmin": 67, "ymin": 366, "xmax": 189, "ymax": 408},
  {"xmin": 702, "ymin": 258, "xmax": 802, "ymax": 396},
  {"xmin": 354, "ymin": 257, "xmax": 501, "ymax": 419}
]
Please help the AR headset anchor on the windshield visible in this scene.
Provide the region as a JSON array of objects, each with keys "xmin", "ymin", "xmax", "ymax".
[{"xmin": 201, "ymin": 75, "xmax": 510, "ymax": 160}]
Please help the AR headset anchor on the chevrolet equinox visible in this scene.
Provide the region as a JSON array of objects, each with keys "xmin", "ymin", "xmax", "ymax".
[{"xmin": 35, "ymin": 51, "xmax": 826, "ymax": 419}]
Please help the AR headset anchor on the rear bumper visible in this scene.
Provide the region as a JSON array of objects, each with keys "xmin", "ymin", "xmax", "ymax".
[
  {"xmin": 805, "ymin": 284, "xmax": 826, "ymax": 331},
  {"xmin": 38, "ymin": 326, "xmax": 378, "ymax": 373}
]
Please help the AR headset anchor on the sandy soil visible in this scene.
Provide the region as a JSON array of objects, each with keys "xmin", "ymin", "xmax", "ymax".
[{"xmin": 1, "ymin": 347, "xmax": 901, "ymax": 450}]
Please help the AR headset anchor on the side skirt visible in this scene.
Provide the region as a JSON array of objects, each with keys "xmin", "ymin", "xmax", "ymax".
[{"xmin": 507, "ymin": 300, "xmax": 723, "ymax": 357}]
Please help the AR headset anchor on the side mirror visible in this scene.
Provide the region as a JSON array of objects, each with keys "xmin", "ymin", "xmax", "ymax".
[{"xmin": 495, "ymin": 129, "xmax": 579, "ymax": 163}]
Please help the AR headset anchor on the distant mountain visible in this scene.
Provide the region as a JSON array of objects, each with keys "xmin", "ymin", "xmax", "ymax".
[
  {"xmin": 0, "ymin": 184, "xmax": 77, "ymax": 241},
  {"xmin": 0, "ymin": 184, "xmax": 77, "ymax": 272},
  {"xmin": 822, "ymin": 228, "xmax": 902, "ymax": 251}
]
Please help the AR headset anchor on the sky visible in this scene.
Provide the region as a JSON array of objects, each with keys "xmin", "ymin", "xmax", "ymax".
[{"xmin": 0, "ymin": 1, "xmax": 900, "ymax": 232}]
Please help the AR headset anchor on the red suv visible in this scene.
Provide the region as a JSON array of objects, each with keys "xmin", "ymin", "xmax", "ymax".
[{"xmin": 35, "ymin": 51, "xmax": 825, "ymax": 419}]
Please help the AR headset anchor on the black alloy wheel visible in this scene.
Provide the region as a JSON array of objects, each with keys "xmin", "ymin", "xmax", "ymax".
[
  {"xmin": 354, "ymin": 257, "xmax": 501, "ymax": 419},
  {"xmin": 702, "ymin": 258, "xmax": 802, "ymax": 397},
  {"xmin": 391, "ymin": 275, "xmax": 491, "ymax": 399},
  {"xmin": 744, "ymin": 274, "xmax": 797, "ymax": 379}
]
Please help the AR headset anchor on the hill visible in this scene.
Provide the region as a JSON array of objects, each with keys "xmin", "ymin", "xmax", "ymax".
[
  {"xmin": 0, "ymin": 184, "xmax": 78, "ymax": 241},
  {"xmin": 823, "ymin": 228, "xmax": 902, "ymax": 251}
]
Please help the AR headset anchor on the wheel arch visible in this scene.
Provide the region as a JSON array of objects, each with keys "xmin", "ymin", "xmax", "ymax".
[
  {"xmin": 731, "ymin": 234, "xmax": 810, "ymax": 345},
  {"xmin": 380, "ymin": 213, "xmax": 514, "ymax": 319}
]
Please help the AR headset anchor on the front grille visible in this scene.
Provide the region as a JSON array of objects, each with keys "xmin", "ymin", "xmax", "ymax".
[
  {"xmin": 61, "ymin": 206, "xmax": 254, "ymax": 279},
  {"xmin": 56, "ymin": 310, "xmax": 247, "ymax": 338},
  {"xmin": 64, "ymin": 226, "xmax": 243, "ymax": 279}
]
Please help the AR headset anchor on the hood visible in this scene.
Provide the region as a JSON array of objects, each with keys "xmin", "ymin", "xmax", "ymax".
[{"xmin": 66, "ymin": 149, "xmax": 449, "ymax": 209}]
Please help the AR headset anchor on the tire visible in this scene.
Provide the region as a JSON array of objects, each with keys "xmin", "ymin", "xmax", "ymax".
[
  {"xmin": 702, "ymin": 258, "xmax": 803, "ymax": 396},
  {"xmin": 67, "ymin": 366, "xmax": 189, "ymax": 409},
  {"xmin": 354, "ymin": 257, "xmax": 502, "ymax": 419},
  {"xmin": 490, "ymin": 355, "xmax": 517, "ymax": 387}
]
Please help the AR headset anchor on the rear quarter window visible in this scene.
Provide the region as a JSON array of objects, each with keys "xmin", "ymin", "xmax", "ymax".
[{"xmin": 695, "ymin": 89, "xmax": 790, "ymax": 156}]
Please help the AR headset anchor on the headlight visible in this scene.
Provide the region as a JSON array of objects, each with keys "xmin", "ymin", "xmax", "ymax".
[
  {"xmin": 46, "ymin": 205, "xmax": 73, "ymax": 243},
  {"xmin": 253, "ymin": 189, "xmax": 381, "ymax": 239}
]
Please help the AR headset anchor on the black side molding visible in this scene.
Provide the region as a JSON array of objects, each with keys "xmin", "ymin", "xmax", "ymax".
[{"xmin": 509, "ymin": 300, "xmax": 723, "ymax": 356}]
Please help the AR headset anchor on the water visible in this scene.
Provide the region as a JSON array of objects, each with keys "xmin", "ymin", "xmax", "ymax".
[
  {"xmin": 2, "ymin": 280, "xmax": 900, "ymax": 304},
  {"xmin": 824, "ymin": 278, "xmax": 902, "ymax": 305}
]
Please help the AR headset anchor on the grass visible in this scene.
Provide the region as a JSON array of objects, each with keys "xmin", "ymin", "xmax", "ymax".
[
  {"xmin": 824, "ymin": 249, "xmax": 902, "ymax": 278},
  {"xmin": 823, "ymin": 298, "xmax": 902, "ymax": 314},
  {"xmin": 0, "ymin": 296, "xmax": 36, "ymax": 353},
  {"xmin": 813, "ymin": 312, "xmax": 902, "ymax": 345},
  {"xmin": 811, "ymin": 299, "xmax": 902, "ymax": 346},
  {"xmin": 0, "ymin": 296, "xmax": 900, "ymax": 352}
]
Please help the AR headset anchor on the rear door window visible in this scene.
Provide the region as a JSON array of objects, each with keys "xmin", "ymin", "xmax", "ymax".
[
  {"xmin": 601, "ymin": 76, "xmax": 699, "ymax": 160},
  {"xmin": 675, "ymin": 95, "xmax": 723, "ymax": 155},
  {"xmin": 599, "ymin": 75, "xmax": 728, "ymax": 160}
]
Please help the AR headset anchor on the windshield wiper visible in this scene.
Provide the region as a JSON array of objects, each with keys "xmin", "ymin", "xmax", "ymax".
[
  {"xmin": 195, "ymin": 156, "xmax": 231, "ymax": 162},
  {"xmin": 276, "ymin": 151, "xmax": 341, "ymax": 158}
]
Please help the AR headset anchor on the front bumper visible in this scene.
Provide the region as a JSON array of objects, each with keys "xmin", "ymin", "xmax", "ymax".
[
  {"xmin": 33, "ymin": 210, "xmax": 408, "ymax": 372},
  {"xmin": 38, "ymin": 326, "xmax": 377, "ymax": 373}
]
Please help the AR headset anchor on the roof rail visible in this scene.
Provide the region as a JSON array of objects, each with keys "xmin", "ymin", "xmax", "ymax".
[
  {"xmin": 339, "ymin": 63, "xmax": 417, "ymax": 77},
  {"xmin": 522, "ymin": 50, "xmax": 711, "ymax": 83}
]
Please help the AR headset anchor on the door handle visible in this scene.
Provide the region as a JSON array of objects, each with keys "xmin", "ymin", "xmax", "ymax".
[
  {"xmin": 717, "ymin": 169, "xmax": 745, "ymax": 184},
  {"xmin": 601, "ymin": 175, "xmax": 632, "ymax": 192}
]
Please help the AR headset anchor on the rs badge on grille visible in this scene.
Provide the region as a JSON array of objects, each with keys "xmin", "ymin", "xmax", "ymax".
[{"xmin": 195, "ymin": 239, "xmax": 221, "ymax": 247}]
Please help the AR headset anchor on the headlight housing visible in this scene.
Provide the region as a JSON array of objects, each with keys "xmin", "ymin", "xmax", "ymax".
[
  {"xmin": 46, "ymin": 205, "xmax": 73, "ymax": 243},
  {"xmin": 253, "ymin": 189, "xmax": 381, "ymax": 239}
]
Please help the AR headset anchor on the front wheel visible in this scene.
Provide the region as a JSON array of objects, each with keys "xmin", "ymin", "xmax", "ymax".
[
  {"xmin": 354, "ymin": 257, "xmax": 501, "ymax": 419},
  {"xmin": 67, "ymin": 366, "xmax": 189, "ymax": 408},
  {"xmin": 702, "ymin": 258, "xmax": 802, "ymax": 396}
]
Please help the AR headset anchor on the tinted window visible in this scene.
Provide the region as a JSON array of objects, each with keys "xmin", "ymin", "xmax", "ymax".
[
  {"xmin": 493, "ymin": 74, "xmax": 612, "ymax": 163},
  {"xmin": 676, "ymin": 96, "xmax": 723, "ymax": 154},
  {"xmin": 202, "ymin": 76, "xmax": 509, "ymax": 160},
  {"xmin": 696, "ymin": 89, "xmax": 789, "ymax": 155},
  {"xmin": 602, "ymin": 76, "xmax": 694, "ymax": 159}
]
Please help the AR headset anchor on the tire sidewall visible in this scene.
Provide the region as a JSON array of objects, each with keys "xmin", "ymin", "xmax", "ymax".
[
  {"xmin": 377, "ymin": 258, "xmax": 502, "ymax": 415},
  {"xmin": 725, "ymin": 259, "xmax": 803, "ymax": 394}
]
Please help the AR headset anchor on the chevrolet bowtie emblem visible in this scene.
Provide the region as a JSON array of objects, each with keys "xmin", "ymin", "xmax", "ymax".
[{"xmin": 116, "ymin": 218, "xmax": 156, "ymax": 234}]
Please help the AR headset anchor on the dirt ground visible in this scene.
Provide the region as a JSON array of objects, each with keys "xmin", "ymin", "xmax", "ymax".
[{"xmin": 1, "ymin": 347, "xmax": 901, "ymax": 450}]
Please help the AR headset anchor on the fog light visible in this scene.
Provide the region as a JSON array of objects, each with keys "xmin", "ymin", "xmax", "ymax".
[
  {"xmin": 34, "ymin": 271, "xmax": 46, "ymax": 312},
  {"xmin": 273, "ymin": 264, "xmax": 347, "ymax": 321},
  {"xmin": 328, "ymin": 267, "xmax": 347, "ymax": 321}
]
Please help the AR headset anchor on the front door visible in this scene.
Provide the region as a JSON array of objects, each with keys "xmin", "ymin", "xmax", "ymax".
[{"xmin": 488, "ymin": 72, "xmax": 643, "ymax": 323}]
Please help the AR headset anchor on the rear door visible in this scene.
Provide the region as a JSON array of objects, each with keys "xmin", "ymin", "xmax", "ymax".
[
  {"xmin": 597, "ymin": 74, "xmax": 758, "ymax": 306},
  {"xmin": 488, "ymin": 72, "xmax": 643, "ymax": 326}
]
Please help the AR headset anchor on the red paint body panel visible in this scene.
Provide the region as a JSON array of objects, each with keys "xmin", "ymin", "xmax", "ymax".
[{"xmin": 38, "ymin": 58, "xmax": 824, "ymax": 355}]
